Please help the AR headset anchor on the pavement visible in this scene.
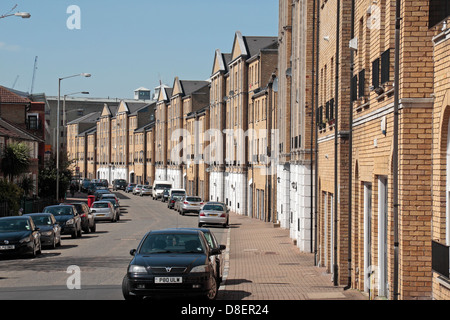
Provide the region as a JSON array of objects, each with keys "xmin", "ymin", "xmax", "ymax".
[{"xmin": 218, "ymin": 211, "xmax": 367, "ymax": 300}]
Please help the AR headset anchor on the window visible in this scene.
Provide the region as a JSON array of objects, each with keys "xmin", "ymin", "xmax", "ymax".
[
  {"xmin": 27, "ymin": 115, "xmax": 38, "ymax": 130},
  {"xmin": 429, "ymin": 0, "xmax": 450, "ymax": 28},
  {"xmin": 380, "ymin": 49, "xmax": 390, "ymax": 84},
  {"xmin": 358, "ymin": 69, "xmax": 365, "ymax": 98},
  {"xmin": 372, "ymin": 58, "xmax": 380, "ymax": 89},
  {"xmin": 351, "ymin": 75, "xmax": 358, "ymax": 102}
]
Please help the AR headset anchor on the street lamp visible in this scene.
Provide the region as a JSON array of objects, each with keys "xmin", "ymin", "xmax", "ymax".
[
  {"xmin": 56, "ymin": 73, "xmax": 91, "ymax": 201},
  {"xmin": 0, "ymin": 5, "xmax": 30, "ymax": 19}
]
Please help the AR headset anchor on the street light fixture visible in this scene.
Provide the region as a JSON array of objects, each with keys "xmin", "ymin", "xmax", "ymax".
[
  {"xmin": 0, "ymin": 4, "xmax": 30, "ymax": 19},
  {"xmin": 56, "ymin": 73, "xmax": 91, "ymax": 201}
]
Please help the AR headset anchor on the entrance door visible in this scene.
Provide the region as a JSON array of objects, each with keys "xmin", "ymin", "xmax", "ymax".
[
  {"xmin": 378, "ymin": 177, "xmax": 388, "ymax": 298},
  {"xmin": 364, "ymin": 183, "xmax": 372, "ymax": 294}
]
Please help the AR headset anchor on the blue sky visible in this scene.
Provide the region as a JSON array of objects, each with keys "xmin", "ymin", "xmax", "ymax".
[{"xmin": 0, "ymin": 1, "xmax": 278, "ymax": 99}]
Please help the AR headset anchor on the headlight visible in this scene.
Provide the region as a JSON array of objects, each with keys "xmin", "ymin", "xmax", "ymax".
[
  {"xmin": 66, "ymin": 219, "xmax": 74, "ymax": 225},
  {"xmin": 190, "ymin": 265, "xmax": 209, "ymax": 273},
  {"xmin": 19, "ymin": 237, "xmax": 31, "ymax": 243},
  {"xmin": 128, "ymin": 265, "xmax": 147, "ymax": 273}
]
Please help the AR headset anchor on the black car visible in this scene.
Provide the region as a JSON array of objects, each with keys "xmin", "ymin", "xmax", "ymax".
[
  {"xmin": 63, "ymin": 202, "xmax": 96, "ymax": 233},
  {"xmin": 113, "ymin": 179, "xmax": 127, "ymax": 191},
  {"xmin": 80, "ymin": 179, "xmax": 91, "ymax": 193},
  {"xmin": 0, "ymin": 216, "xmax": 41, "ymax": 258},
  {"xmin": 122, "ymin": 229, "xmax": 221, "ymax": 300},
  {"xmin": 167, "ymin": 194, "xmax": 184, "ymax": 209},
  {"xmin": 87, "ymin": 182, "xmax": 104, "ymax": 195},
  {"xmin": 162, "ymin": 188, "xmax": 170, "ymax": 202},
  {"xmin": 43, "ymin": 205, "xmax": 82, "ymax": 239},
  {"xmin": 166, "ymin": 228, "xmax": 226, "ymax": 286},
  {"xmin": 24, "ymin": 213, "xmax": 61, "ymax": 249}
]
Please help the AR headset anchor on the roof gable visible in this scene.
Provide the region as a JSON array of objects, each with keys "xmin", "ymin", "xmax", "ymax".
[
  {"xmin": 100, "ymin": 104, "xmax": 112, "ymax": 117},
  {"xmin": 231, "ymin": 31, "xmax": 247, "ymax": 61},
  {"xmin": 117, "ymin": 100, "xmax": 129, "ymax": 114},
  {"xmin": 172, "ymin": 77, "xmax": 183, "ymax": 97}
]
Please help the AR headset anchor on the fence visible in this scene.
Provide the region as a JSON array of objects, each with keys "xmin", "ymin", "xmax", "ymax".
[{"xmin": 0, "ymin": 197, "xmax": 56, "ymax": 217}]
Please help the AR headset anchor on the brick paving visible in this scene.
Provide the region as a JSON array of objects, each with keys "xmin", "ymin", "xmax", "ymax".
[{"xmin": 218, "ymin": 212, "xmax": 367, "ymax": 300}]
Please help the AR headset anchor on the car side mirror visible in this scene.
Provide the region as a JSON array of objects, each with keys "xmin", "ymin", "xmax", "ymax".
[
  {"xmin": 130, "ymin": 249, "xmax": 136, "ymax": 256},
  {"xmin": 219, "ymin": 244, "xmax": 226, "ymax": 251},
  {"xmin": 210, "ymin": 248, "xmax": 221, "ymax": 255}
]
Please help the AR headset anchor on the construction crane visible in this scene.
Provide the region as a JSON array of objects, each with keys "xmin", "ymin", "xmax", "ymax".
[
  {"xmin": 30, "ymin": 56, "xmax": 38, "ymax": 94},
  {"xmin": 12, "ymin": 75, "xmax": 19, "ymax": 88}
]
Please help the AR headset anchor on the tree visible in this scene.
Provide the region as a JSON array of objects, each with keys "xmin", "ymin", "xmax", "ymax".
[
  {"xmin": 1, "ymin": 142, "xmax": 30, "ymax": 181},
  {"xmin": 38, "ymin": 152, "xmax": 72, "ymax": 200}
]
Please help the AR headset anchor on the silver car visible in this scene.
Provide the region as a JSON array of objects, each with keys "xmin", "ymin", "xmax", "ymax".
[
  {"xmin": 178, "ymin": 196, "xmax": 204, "ymax": 215},
  {"xmin": 133, "ymin": 185, "xmax": 142, "ymax": 195},
  {"xmin": 140, "ymin": 185, "xmax": 152, "ymax": 196},
  {"xmin": 90, "ymin": 201, "xmax": 118, "ymax": 222},
  {"xmin": 198, "ymin": 202, "xmax": 229, "ymax": 228}
]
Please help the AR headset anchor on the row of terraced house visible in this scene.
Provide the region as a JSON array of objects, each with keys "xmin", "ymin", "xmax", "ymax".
[{"xmin": 66, "ymin": 0, "xmax": 450, "ymax": 300}]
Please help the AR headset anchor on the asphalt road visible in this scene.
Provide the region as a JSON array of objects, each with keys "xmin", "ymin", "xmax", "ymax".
[{"xmin": 0, "ymin": 191, "xmax": 229, "ymax": 300}]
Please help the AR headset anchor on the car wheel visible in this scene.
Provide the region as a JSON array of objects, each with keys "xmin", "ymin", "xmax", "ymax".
[
  {"xmin": 205, "ymin": 275, "xmax": 218, "ymax": 300},
  {"xmin": 198, "ymin": 223, "xmax": 203, "ymax": 228},
  {"xmin": 90, "ymin": 222, "xmax": 96, "ymax": 233},
  {"xmin": 122, "ymin": 275, "xmax": 143, "ymax": 300},
  {"xmin": 77, "ymin": 226, "xmax": 82, "ymax": 237},
  {"xmin": 71, "ymin": 230, "xmax": 77, "ymax": 239}
]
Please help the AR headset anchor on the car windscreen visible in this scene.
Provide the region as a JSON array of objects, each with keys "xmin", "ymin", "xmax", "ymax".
[
  {"xmin": 186, "ymin": 197, "xmax": 201, "ymax": 202},
  {"xmin": 0, "ymin": 219, "xmax": 31, "ymax": 232},
  {"xmin": 92, "ymin": 203, "xmax": 109, "ymax": 208},
  {"xmin": 43, "ymin": 206, "xmax": 73, "ymax": 216},
  {"xmin": 202, "ymin": 204, "xmax": 225, "ymax": 211},
  {"xmin": 155, "ymin": 184, "xmax": 171, "ymax": 190},
  {"xmin": 30, "ymin": 215, "xmax": 52, "ymax": 226},
  {"xmin": 139, "ymin": 233, "xmax": 206, "ymax": 254}
]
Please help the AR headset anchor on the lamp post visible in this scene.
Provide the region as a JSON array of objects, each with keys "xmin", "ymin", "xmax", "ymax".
[
  {"xmin": 0, "ymin": 4, "xmax": 30, "ymax": 19},
  {"xmin": 56, "ymin": 73, "xmax": 91, "ymax": 202}
]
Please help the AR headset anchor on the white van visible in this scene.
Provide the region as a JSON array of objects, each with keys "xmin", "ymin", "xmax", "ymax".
[
  {"xmin": 152, "ymin": 180, "xmax": 172, "ymax": 199},
  {"xmin": 170, "ymin": 188, "xmax": 186, "ymax": 198}
]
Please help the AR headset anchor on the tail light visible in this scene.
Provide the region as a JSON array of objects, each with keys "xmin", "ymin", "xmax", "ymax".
[
  {"xmin": 200, "ymin": 202, "xmax": 204, "ymax": 205},
  {"xmin": 184, "ymin": 202, "xmax": 188, "ymax": 204},
  {"xmin": 171, "ymin": 200, "xmax": 175, "ymax": 203},
  {"xmin": 220, "ymin": 213, "xmax": 226, "ymax": 217},
  {"xmin": 200, "ymin": 212, "xmax": 205, "ymax": 216}
]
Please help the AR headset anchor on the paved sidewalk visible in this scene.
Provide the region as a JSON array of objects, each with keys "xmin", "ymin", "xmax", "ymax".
[{"xmin": 218, "ymin": 212, "xmax": 367, "ymax": 300}]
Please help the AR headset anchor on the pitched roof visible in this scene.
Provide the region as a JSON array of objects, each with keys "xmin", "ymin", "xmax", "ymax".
[
  {"xmin": 179, "ymin": 80, "xmax": 210, "ymax": 97},
  {"xmin": 0, "ymin": 86, "xmax": 31, "ymax": 104},
  {"xmin": 0, "ymin": 117, "xmax": 43, "ymax": 142},
  {"xmin": 67, "ymin": 111, "xmax": 101, "ymax": 125}
]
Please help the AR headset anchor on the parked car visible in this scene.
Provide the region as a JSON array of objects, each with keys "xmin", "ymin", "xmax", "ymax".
[
  {"xmin": 113, "ymin": 179, "xmax": 127, "ymax": 191},
  {"xmin": 125, "ymin": 183, "xmax": 136, "ymax": 193},
  {"xmin": 101, "ymin": 198, "xmax": 121, "ymax": 221},
  {"xmin": 24, "ymin": 213, "xmax": 61, "ymax": 249},
  {"xmin": 63, "ymin": 201, "xmax": 96, "ymax": 233},
  {"xmin": 0, "ymin": 216, "xmax": 41, "ymax": 258},
  {"xmin": 178, "ymin": 196, "xmax": 204, "ymax": 215},
  {"xmin": 198, "ymin": 202, "xmax": 229, "ymax": 228},
  {"xmin": 43, "ymin": 204, "xmax": 82, "ymax": 238},
  {"xmin": 95, "ymin": 189, "xmax": 110, "ymax": 201},
  {"xmin": 133, "ymin": 185, "xmax": 142, "ymax": 195},
  {"xmin": 166, "ymin": 227, "xmax": 226, "ymax": 286},
  {"xmin": 80, "ymin": 179, "xmax": 91, "ymax": 192},
  {"xmin": 122, "ymin": 228, "xmax": 221, "ymax": 300},
  {"xmin": 99, "ymin": 179, "xmax": 109, "ymax": 187},
  {"xmin": 90, "ymin": 201, "xmax": 118, "ymax": 222},
  {"xmin": 162, "ymin": 188, "xmax": 170, "ymax": 202},
  {"xmin": 100, "ymin": 193, "xmax": 120, "ymax": 206},
  {"xmin": 168, "ymin": 194, "xmax": 184, "ymax": 209},
  {"xmin": 140, "ymin": 185, "xmax": 152, "ymax": 197},
  {"xmin": 87, "ymin": 182, "xmax": 105, "ymax": 195}
]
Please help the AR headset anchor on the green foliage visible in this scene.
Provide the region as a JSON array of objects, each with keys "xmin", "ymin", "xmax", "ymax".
[
  {"xmin": 38, "ymin": 152, "xmax": 73, "ymax": 200},
  {"xmin": 0, "ymin": 179, "xmax": 23, "ymax": 214},
  {"xmin": 1, "ymin": 142, "xmax": 31, "ymax": 181}
]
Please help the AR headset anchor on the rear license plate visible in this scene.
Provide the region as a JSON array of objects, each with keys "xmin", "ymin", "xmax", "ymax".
[
  {"xmin": 209, "ymin": 214, "xmax": 218, "ymax": 216},
  {"xmin": 155, "ymin": 277, "xmax": 182, "ymax": 284},
  {"xmin": 0, "ymin": 245, "xmax": 15, "ymax": 250},
  {"xmin": 96, "ymin": 214, "xmax": 105, "ymax": 217}
]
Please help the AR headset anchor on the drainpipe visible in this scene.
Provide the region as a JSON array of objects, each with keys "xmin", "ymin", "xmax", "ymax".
[
  {"xmin": 314, "ymin": 0, "xmax": 320, "ymax": 266},
  {"xmin": 333, "ymin": 0, "xmax": 340, "ymax": 287},
  {"xmin": 344, "ymin": 0, "xmax": 355, "ymax": 291},
  {"xmin": 393, "ymin": 0, "xmax": 401, "ymax": 301},
  {"xmin": 311, "ymin": 0, "xmax": 316, "ymax": 255}
]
